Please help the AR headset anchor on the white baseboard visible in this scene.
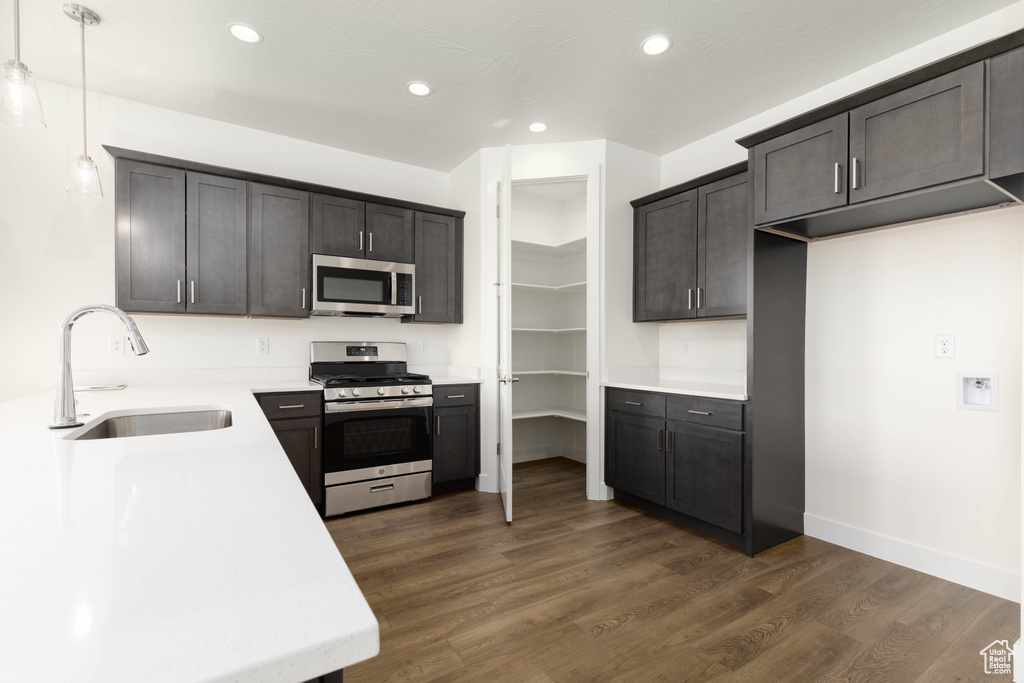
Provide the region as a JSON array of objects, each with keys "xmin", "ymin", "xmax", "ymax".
[{"xmin": 804, "ymin": 514, "xmax": 1021, "ymax": 602}]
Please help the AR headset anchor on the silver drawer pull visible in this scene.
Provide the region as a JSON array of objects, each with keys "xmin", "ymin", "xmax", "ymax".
[
  {"xmin": 852, "ymin": 157, "xmax": 859, "ymax": 190},
  {"xmin": 371, "ymin": 483, "xmax": 394, "ymax": 493},
  {"xmin": 447, "ymin": 394, "xmax": 465, "ymax": 399},
  {"xmin": 625, "ymin": 401, "xmax": 643, "ymax": 406},
  {"xmin": 176, "ymin": 280, "xmax": 181, "ymax": 304},
  {"xmin": 834, "ymin": 162, "xmax": 841, "ymax": 193},
  {"xmin": 191, "ymin": 280, "xmax": 196, "ymax": 304},
  {"xmin": 688, "ymin": 410, "xmax": 712, "ymax": 416},
  {"xmin": 278, "ymin": 404, "xmax": 305, "ymax": 409}
]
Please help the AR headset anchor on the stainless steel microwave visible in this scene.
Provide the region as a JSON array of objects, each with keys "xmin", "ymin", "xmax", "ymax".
[{"xmin": 311, "ymin": 254, "xmax": 415, "ymax": 317}]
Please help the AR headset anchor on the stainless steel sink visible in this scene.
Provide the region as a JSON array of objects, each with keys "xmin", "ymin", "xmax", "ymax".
[{"xmin": 71, "ymin": 409, "xmax": 232, "ymax": 440}]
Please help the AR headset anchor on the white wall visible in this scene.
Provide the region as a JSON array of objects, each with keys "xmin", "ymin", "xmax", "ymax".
[
  {"xmin": 0, "ymin": 82, "xmax": 455, "ymax": 403},
  {"xmin": 655, "ymin": 2, "xmax": 1024, "ymax": 599}
]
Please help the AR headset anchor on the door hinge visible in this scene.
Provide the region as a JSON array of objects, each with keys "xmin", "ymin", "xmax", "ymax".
[
  {"xmin": 496, "ymin": 204, "xmax": 501, "ymax": 218},
  {"xmin": 497, "ymin": 443, "xmax": 502, "ymax": 456}
]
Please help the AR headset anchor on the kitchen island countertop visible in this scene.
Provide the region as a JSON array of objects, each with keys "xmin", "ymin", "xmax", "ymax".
[{"xmin": 0, "ymin": 382, "xmax": 378, "ymax": 682}]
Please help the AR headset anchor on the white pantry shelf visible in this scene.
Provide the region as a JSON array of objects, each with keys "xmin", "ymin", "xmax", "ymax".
[
  {"xmin": 513, "ymin": 370, "xmax": 586, "ymax": 377},
  {"xmin": 511, "ymin": 408, "xmax": 587, "ymax": 422},
  {"xmin": 511, "ymin": 237, "xmax": 587, "ymax": 258},
  {"xmin": 511, "ymin": 281, "xmax": 587, "ymax": 293},
  {"xmin": 511, "ymin": 327, "xmax": 586, "ymax": 334}
]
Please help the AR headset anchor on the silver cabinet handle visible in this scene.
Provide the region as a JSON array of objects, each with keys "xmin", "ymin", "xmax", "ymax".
[
  {"xmin": 688, "ymin": 409, "xmax": 712, "ymax": 416},
  {"xmin": 190, "ymin": 280, "xmax": 195, "ymax": 304},
  {"xmin": 447, "ymin": 394, "xmax": 466, "ymax": 399},
  {"xmin": 657, "ymin": 429, "xmax": 663, "ymax": 452},
  {"xmin": 688, "ymin": 289, "xmax": 693, "ymax": 310},
  {"xmin": 511, "ymin": 377, "xmax": 520, "ymax": 383},
  {"xmin": 697, "ymin": 287, "xmax": 703, "ymax": 309},
  {"xmin": 667, "ymin": 431, "xmax": 674, "ymax": 454},
  {"xmin": 852, "ymin": 157, "xmax": 859, "ymax": 190},
  {"xmin": 176, "ymin": 280, "xmax": 181, "ymax": 304},
  {"xmin": 368, "ymin": 232, "xmax": 373, "ymax": 252},
  {"xmin": 313, "ymin": 426, "xmax": 318, "ymax": 450},
  {"xmin": 625, "ymin": 401, "xmax": 643, "ymax": 406},
  {"xmin": 301, "ymin": 288, "xmax": 306, "ymax": 309},
  {"xmin": 371, "ymin": 483, "xmax": 394, "ymax": 493},
  {"xmin": 358, "ymin": 231, "xmax": 364, "ymax": 251},
  {"xmin": 278, "ymin": 404, "xmax": 305, "ymax": 410},
  {"xmin": 418, "ymin": 296, "xmax": 422, "ymax": 314},
  {"xmin": 834, "ymin": 162, "xmax": 841, "ymax": 193},
  {"xmin": 436, "ymin": 415, "xmax": 440, "ymax": 435}
]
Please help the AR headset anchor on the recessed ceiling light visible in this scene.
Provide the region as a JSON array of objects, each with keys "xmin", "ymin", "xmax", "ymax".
[
  {"xmin": 229, "ymin": 23, "xmax": 263, "ymax": 44},
  {"xmin": 407, "ymin": 82, "xmax": 431, "ymax": 97},
  {"xmin": 642, "ymin": 35, "xmax": 672, "ymax": 55},
  {"xmin": 528, "ymin": 122, "xmax": 548, "ymax": 133}
]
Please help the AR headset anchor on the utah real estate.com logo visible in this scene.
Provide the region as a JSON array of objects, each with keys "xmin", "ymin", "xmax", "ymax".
[{"xmin": 980, "ymin": 640, "xmax": 1014, "ymax": 675}]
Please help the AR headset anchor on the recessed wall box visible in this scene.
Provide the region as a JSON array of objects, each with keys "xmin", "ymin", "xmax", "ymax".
[{"xmin": 956, "ymin": 373, "xmax": 999, "ymax": 412}]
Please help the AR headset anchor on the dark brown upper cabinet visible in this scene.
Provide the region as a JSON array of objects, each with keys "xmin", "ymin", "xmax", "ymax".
[
  {"xmin": 848, "ymin": 63, "xmax": 984, "ymax": 204},
  {"xmin": 365, "ymin": 203, "xmax": 414, "ymax": 263},
  {"xmin": 115, "ymin": 161, "xmax": 246, "ymax": 316},
  {"xmin": 310, "ymin": 194, "xmax": 365, "ymax": 259},
  {"xmin": 753, "ymin": 114, "xmax": 848, "ymax": 226},
  {"xmin": 249, "ymin": 183, "xmax": 310, "ymax": 318},
  {"xmin": 406, "ymin": 212, "xmax": 463, "ymax": 324},
  {"xmin": 634, "ymin": 168, "xmax": 748, "ymax": 322}
]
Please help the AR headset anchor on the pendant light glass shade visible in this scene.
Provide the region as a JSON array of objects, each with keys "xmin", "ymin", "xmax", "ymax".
[
  {"xmin": 66, "ymin": 154, "xmax": 101, "ymax": 197},
  {"xmin": 1, "ymin": 0, "xmax": 45, "ymax": 128}
]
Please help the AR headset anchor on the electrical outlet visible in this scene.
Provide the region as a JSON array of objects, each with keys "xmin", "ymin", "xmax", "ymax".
[
  {"xmin": 681, "ymin": 340, "xmax": 691, "ymax": 355},
  {"xmin": 256, "ymin": 337, "xmax": 270, "ymax": 355},
  {"xmin": 108, "ymin": 335, "xmax": 124, "ymax": 355},
  {"xmin": 419, "ymin": 339, "xmax": 429, "ymax": 353},
  {"xmin": 935, "ymin": 334, "xmax": 955, "ymax": 358}
]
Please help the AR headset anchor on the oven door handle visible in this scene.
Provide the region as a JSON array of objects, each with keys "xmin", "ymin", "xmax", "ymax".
[{"xmin": 325, "ymin": 397, "xmax": 434, "ymax": 412}]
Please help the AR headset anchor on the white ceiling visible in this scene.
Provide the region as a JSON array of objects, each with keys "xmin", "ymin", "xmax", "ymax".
[{"xmin": 6, "ymin": 0, "xmax": 1018, "ymax": 172}]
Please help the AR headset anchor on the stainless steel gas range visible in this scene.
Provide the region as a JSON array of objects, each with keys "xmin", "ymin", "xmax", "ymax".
[{"xmin": 310, "ymin": 342, "xmax": 433, "ymax": 517}]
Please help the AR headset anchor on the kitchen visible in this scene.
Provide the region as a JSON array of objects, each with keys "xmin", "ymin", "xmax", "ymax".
[{"xmin": 1, "ymin": 0, "xmax": 1022, "ymax": 681}]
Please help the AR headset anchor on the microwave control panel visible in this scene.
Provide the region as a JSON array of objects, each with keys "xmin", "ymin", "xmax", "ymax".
[{"xmin": 396, "ymin": 273, "xmax": 414, "ymax": 307}]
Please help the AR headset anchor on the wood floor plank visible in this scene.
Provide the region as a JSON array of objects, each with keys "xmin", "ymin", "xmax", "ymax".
[
  {"xmin": 743, "ymin": 541, "xmax": 855, "ymax": 596},
  {"xmin": 359, "ymin": 600, "xmax": 499, "ymax": 667},
  {"xmin": 816, "ymin": 621, "xmax": 948, "ymax": 682},
  {"xmin": 343, "ymin": 639, "xmax": 465, "ymax": 683},
  {"xmin": 719, "ymin": 621, "xmax": 861, "ymax": 682},
  {"xmin": 897, "ymin": 581, "xmax": 999, "ymax": 643},
  {"xmin": 626, "ymin": 646, "xmax": 732, "ymax": 682}
]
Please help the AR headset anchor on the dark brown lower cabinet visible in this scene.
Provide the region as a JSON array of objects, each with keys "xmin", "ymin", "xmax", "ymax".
[
  {"xmin": 604, "ymin": 411, "xmax": 666, "ymax": 505},
  {"xmin": 665, "ymin": 421, "xmax": 743, "ymax": 533},
  {"xmin": 432, "ymin": 384, "xmax": 480, "ymax": 493},
  {"xmin": 255, "ymin": 392, "xmax": 323, "ymax": 508}
]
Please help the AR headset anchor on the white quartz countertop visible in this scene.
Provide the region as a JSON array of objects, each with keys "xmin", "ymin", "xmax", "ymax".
[
  {"xmin": 0, "ymin": 383, "xmax": 378, "ymax": 683},
  {"xmin": 429, "ymin": 376, "xmax": 483, "ymax": 385},
  {"xmin": 603, "ymin": 379, "xmax": 748, "ymax": 401}
]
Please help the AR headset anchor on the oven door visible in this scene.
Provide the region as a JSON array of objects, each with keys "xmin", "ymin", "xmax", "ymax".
[
  {"xmin": 312, "ymin": 254, "xmax": 415, "ymax": 316},
  {"xmin": 322, "ymin": 401, "xmax": 432, "ymax": 484}
]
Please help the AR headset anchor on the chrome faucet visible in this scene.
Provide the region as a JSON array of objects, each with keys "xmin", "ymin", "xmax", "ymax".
[{"xmin": 50, "ymin": 305, "xmax": 150, "ymax": 429}]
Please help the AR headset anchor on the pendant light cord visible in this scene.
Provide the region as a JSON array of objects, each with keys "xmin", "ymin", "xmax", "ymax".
[
  {"xmin": 13, "ymin": 0, "xmax": 20, "ymax": 63},
  {"xmin": 80, "ymin": 15, "xmax": 87, "ymax": 158}
]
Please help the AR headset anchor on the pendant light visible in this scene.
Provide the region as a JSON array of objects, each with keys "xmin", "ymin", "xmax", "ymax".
[
  {"xmin": 64, "ymin": 4, "xmax": 101, "ymax": 198},
  {"xmin": 1, "ymin": 0, "xmax": 45, "ymax": 127}
]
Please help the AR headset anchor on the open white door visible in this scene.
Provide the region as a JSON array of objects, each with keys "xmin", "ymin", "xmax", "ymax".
[{"xmin": 496, "ymin": 146, "xmax": 514, "ymax": 523}]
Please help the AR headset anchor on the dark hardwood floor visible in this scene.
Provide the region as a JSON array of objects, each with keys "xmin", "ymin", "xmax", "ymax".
[{"xmin": 326, "ymin": 458, "xmax": 1019, "ymax": 682}]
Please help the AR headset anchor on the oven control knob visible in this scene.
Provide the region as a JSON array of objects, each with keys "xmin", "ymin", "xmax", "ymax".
[
  {"xmin": 352, "ymin": 388, "xmax": 361, "ymax": 397},
  {"xmin": 401, "ymin": 386, "xmax": 410, "ymax": 394},
  {"xmin": 413, "ymin": 386, "xmax": 422, "ymax": 394},
  {"xmin": 377, "ymin": 387, "xmax": 386, "ymax": 396},
  {"xmin": 338, "ymin": 388, "xmax": 347, "ymax": 397}
]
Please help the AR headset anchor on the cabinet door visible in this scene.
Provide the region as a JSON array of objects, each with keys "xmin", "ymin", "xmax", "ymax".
[
  {"xmin": 605, "ymin": 411, "xmax": 665, "ymax": 505},
  {"xmin": 849, "ymin": 63, "xmax": 984, "ymax": 204},
  {"xmin": 665, "ymin": 421, "xmax": 742, "ymax": 533},
  {"xmin": 250, "ymin": 183, "xmax": 310, "ymax": 318},
  {"xmin": 115, "ymin": 160, "xmax": 186, "ymax": 313},
  {"xmin": 365, "ymin": 203, "xmax": 414, "ymax": 263},
  {"xmin": 753, "ymin": 113, "xmax": 848, "ymax": 225},
  {"xmin": 270, "ymin": 417, "xmax": 323, "ymax": 507},
  {"xmin": 634, "ymin": 190, "xmax": 698, "ymax": 322},
  {"xmin": 698, "ymin": 172, "xmax": 748, "ymax": 319},
  {"xmin": 410, "ymin": 212, "xmax": 462, "ymax": 323},
  {"xmin": 185, "ymin": 172, "xmax": 247, "ymax": 316},
  {"xmin": 310, "ymin": 194, "xmax": 365, "ymax": 258},
  {"xmin": 989, "ymin": 46, "xmax": 1024, "ymax": 180},
  {"xmin": 433, "ymin": 405, "xmax": 478, "ymax": 484}
]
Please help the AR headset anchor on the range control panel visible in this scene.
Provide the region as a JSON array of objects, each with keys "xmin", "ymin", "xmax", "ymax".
[{"xmin": 346, "ymin": 345, "xmax": 378, "ymax": 357}]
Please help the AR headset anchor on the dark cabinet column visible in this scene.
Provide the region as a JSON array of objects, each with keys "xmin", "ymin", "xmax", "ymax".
[
  {"xmin": 634, "ymin": 190, "xmax": 698, "ymax": 322},
  {"xmin": 365, "ymin": 203, "xmax": 414, "ymax": 263},
  {"xmin": 269, "ymin": 417, "xmax": 323, "ymax": 507},
  {"xmin": 698, "ymin": 173, "xmax": 748, "ymax": 318},
  {"xmin": 185, "ymin": 173, "xmax": 247, "ymax": 316},
  {"xmin": 433, "ymin": 406, "xmax": 478, "ymax": 484},
  {"xmin": 665, "ymin": 421, "xmax": 743, "ymax": 533},
  {"xmin": 115, "ymin": 160, "xmax": 186, "ymax": 313},
  {"xmin": 753, "ymin": 113, "xmax": 849, "ymax": 225},
  {"xmin": 310, "ymin": 194, "xmax": 366, "ymax": 258},
  {"xmin": 604, "ymin": 411, "xmax": 665, "ymax": 505},
  {"xmin": 249, "ymin": 183, "xmax": 310, "ymax": 318},
  {"xmin": 849, "ymin": 63, "xmax": 984, "ymax": 204},
  {"xmin": 409, "ymin": 212, "xmax": 463, "ymax": 323}
]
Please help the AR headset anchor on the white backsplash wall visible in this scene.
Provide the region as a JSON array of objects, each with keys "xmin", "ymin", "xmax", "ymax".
[
  {"xmin": 0, "ymin": 81, "xmax": 454, "ymax": 403},
  {"xmin": 658, "ymin": 320, "xmax": 747, "ymax": 385}
]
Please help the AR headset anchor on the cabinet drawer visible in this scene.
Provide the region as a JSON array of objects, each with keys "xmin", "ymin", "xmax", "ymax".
[
  {"xmin": 433, "ymin": 384, "xmax": 477, "ymax": 407},
  {"xmin": 666, "ymin": 395, "xmax": 743, "ymax": 431},
  {"xmin": 606, "ymin": 388, "xmax": 666, "ymax": 418},
  {"xmin": 257, "ymin": 392, "xmax": 322, "ymax": 419}
]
